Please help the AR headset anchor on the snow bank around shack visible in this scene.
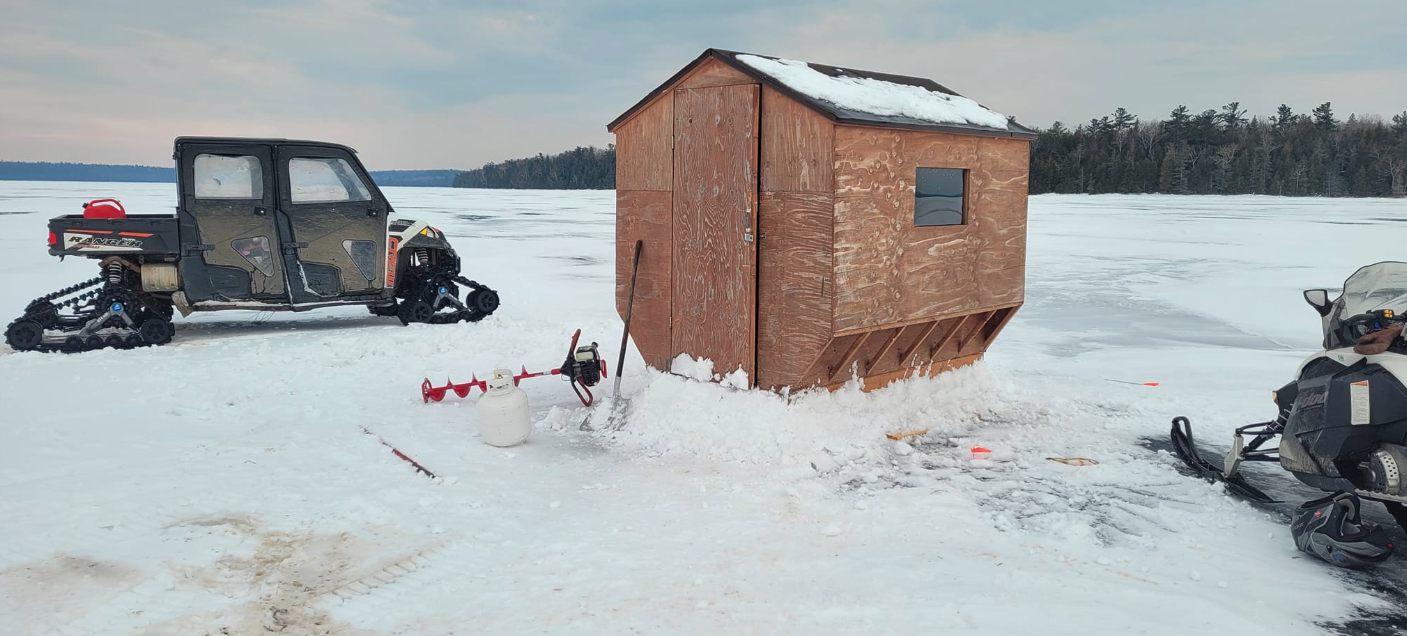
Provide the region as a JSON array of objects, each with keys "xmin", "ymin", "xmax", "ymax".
[
  {"xmin": 568, "ymin": 358, "xmax": 1061, "ymax": 477},
  {"xmin": 737, "ymin": 54, "xmax": 1011, "ymax": 130}
]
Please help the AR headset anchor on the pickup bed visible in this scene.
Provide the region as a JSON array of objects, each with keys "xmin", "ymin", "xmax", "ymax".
[{"xmin": 49, "ymin": 214, "xmax": 180, "ymax": 258}]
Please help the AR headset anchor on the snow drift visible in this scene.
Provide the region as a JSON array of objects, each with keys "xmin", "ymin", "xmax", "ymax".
[{"xmin": 737, "ymin": 54, "xmax": 1011, "ymax": 130}]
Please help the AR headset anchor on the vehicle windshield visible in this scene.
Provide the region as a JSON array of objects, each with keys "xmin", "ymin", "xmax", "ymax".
[{"xmin": 1324, "ymin": 261, "xmax": 1407, "ymax": 349}]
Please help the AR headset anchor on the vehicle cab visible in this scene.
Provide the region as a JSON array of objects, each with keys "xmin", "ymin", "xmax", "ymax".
[{"xmin": 173, "ymin": 137, "xmax": 394, "ymax": 308}]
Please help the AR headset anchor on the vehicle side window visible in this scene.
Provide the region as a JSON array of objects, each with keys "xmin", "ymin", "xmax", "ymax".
[
  {"xmin": 289, "ymin": 158, "xmax": 372, "ymax": 204},
  {"xmin": 342, "ymin": 240, "xmax": 377, "ymax": 280},
  {"xmin": 231, "ymin": 236, "xmax": 275, "ymax": 276},
  {"xmin": 194, "ymin": 154, "xmax": 264, "ymax": 199}
]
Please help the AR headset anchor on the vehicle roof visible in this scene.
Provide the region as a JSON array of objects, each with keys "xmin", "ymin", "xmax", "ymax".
[{"xmin": 173, "ymin": 136, "xmax": 359, "ymax": 154}]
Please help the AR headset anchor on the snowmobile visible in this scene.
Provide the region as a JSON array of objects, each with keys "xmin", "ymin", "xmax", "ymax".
[
  {"xmin": 4, "ymin": 137, "xmax": 499, "ymax": 353},
  {"xmin": 1172, "ymin": 261, "xmax": 1407, "ymax": 567}
]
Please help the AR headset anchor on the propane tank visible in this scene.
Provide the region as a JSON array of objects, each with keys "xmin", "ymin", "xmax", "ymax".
[{"xmin": 477, "ymin": 368, "xmax": 531, "ymax": 447}]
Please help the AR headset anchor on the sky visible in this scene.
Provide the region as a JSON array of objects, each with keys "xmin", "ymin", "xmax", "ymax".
[{"xmin": 1, "ymin": 0, "xmax": 1404, "ymax": 170}]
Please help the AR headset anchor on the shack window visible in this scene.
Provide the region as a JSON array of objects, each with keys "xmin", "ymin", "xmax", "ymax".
[
  {"xmin": 914, "ymin": 168, "xmax": 966, "ymax": 227},
  {"xmin": 289, "ymin": 158, "xmax": 372, "ymax": 204},
  {"xmin": 194, "ymin": 154, "xmax": 263, "ymax": 199}
]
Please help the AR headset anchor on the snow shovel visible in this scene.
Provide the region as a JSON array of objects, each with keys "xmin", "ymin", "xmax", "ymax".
[{"xmin": 583, "ymin": 239, "xmax": 642, "ymax": 432}]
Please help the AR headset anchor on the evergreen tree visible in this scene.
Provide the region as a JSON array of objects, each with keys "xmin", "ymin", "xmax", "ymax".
[
  {"xmin": 1112, "ymin": 107, "xmax": 1136, "ymax": 131},
  {"xmin": 1167, "ymin": 105, "xmax": 1192, "ymax": 141},
  {"xmin": 1313, "ymin": 102, "xmax": 1338, "ymax": 131},
  {"xmin": 1273, "ymin": 104, "xmax": 1295, "ymax": 133},
  {"xmin": 1190, "ymin": 110, "xmax": 1220, "ymax": 144},
  {"xmin": 1030, "ymin": 102, "xmax": 1403, "ymax": 198},
  {"xmin": 1219, "ymin": 102, "xmax": 1248, "ymax": 131}
]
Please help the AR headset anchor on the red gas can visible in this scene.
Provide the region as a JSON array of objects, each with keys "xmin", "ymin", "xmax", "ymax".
[{"xmin": 82, "ymin": 199, "xmax": 126, "ymax": 219}]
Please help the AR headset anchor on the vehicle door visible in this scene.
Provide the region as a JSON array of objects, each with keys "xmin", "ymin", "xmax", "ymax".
[
  {"xmin": 275, "ymin": 147, "xmax": 387, "ymax": 304},
  {"xmin": 177, "ymin": 144, "xmax": 288, "ymax": 303}
]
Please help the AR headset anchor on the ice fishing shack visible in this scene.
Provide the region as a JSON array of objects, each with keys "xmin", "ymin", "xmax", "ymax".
[{"xmin": 607, "ymin": 49, "xmax": 1035, "ymax": 391}]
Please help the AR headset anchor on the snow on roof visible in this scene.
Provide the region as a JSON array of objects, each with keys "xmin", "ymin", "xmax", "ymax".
[{"xmin": 736, "ymin": 54, "xmax": 1011, "ymax": 131}]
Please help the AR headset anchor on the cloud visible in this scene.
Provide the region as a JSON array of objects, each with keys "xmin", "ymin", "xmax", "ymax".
[
  {"xmin": 753, "ymin": 0, "xmax": 1407, "ymax": 127},
  {"xmin": 0, "ymin": 0, "xmax": 1402, "ymax": 169}
]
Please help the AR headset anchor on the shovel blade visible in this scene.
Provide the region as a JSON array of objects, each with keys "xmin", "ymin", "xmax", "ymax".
[{"xmin": 580, "ymin": 396, "xmax": 630, "ymax": 432}]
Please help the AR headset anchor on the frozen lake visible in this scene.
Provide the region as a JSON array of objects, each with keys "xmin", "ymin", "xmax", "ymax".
[{"xmin": 2, "ymin": 182, "xmax": 1406, "ymax": 635}]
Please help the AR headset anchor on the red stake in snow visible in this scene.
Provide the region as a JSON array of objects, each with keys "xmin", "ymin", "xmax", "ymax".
[
  {"xmin": 361, "ymin": 426, "xmax": 437, "ymax": 479},
  {"xmin": 1105, "ymin": 378, "xmax": 1160, "ymax": 387}
]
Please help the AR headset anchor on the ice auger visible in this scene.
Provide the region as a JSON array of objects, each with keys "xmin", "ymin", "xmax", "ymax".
[{"xmin": 421, "ymin": 329, "xmax": 607, "ymax": 406}]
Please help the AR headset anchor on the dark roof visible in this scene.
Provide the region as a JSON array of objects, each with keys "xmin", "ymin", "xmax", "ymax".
[
  {"xmin": 607, "ymin": 49, "xmax": 1037, "ymax": 140},
  {"xmin": 172, "ymin": 136, "xmax": 359, "ymax": 154}
]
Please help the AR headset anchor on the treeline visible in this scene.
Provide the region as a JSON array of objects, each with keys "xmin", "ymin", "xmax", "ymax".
[
  {"xmin": 1032, "ymin": 104, "xmax": 1407, "ymax": 197},
  {"xmin": 0, "ymin": 162, "xmax": 463, "ymax": 187},
  {"xmin": 452, "ymin": 104, "xmax": 1405, "ymax": 198},
  {"xmin": 452, "ymin": 146, "xmax": 614, "ymax": 189},
  {"xmin": 367, "ymin": 170, "xmax": 461, "ymax": 187},
  {"xmin": 0, "ymin": 161, "xmax": 175, "ymax": 183}
]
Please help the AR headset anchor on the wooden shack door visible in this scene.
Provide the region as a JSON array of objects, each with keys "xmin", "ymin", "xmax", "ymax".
[{"xmin": 670, "ymin": 84, "xmax": 760, "ymax": 385}]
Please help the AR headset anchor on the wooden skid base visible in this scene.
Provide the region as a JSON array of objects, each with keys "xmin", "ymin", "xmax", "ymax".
[{"xmin": 824, "ymin": 353, "xmax": 983, "ymax": 393}]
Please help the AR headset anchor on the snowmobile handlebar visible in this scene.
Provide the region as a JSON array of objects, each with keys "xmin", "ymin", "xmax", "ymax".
[{"xmin": 1340, "ymin": 310, "xmax": 1404, "ymax": 339}]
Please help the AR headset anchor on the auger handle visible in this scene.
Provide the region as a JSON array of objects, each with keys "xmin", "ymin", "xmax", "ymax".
[{"xmin": 614, "ymin": 240, "xmax": 643, "ymax": 401}]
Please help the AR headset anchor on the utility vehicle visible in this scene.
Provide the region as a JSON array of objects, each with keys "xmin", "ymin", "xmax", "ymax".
[{"xmin": 4, "ymin": 137, "xmax": 498, "ymax": 352}]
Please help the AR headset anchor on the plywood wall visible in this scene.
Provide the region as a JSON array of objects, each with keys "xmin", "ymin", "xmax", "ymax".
[
  {"xmin": 614, "ymin": 95, "xmax": 675, "ymax": 370},
  {"xmin": 615, "ymin": 96, "xmax": 673, "ymax": 192},
  {"xmin": 676, "ymin": 58, "xmax": 755, "ymax": 90},
  {"xmin": 613, "ymin": 57, "xmax": 763, "ymax": 375},
  {"xmin": 616, "ymin": 190, "xmax": 673, "ymax": 370},
  {"xmin": 760, "ymin": 87, "xmax": 833, "ymax": 193},
  {"xmin": 757, "ymin": 191, "xmax": 832, "ymax": 388},
  {"xmin": 755, "ymin": 87, "xmax": 835, "ymax": 389},
  {"xmin": 671, "ymin": 84, "xmax": 760, "ymax": 381},
  {"xmin": 831, "ymin": 126, "xmax": 1029, "ymax": 335}
]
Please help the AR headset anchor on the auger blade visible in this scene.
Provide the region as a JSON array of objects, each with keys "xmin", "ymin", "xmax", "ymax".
[
  {"xmin": 421, "ymin": 378, "xmax": 446, "ymax": 403},
  {"xmin": 421, "ymin": 376, "xmax": 488, "ymax": 403}
]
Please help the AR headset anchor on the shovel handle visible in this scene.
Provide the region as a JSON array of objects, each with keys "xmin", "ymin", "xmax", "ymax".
[{"xmin": 614, "ymin": 240, "xmax": 643, "ymax": 400}]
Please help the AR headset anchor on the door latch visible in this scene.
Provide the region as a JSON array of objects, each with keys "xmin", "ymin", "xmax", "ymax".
[
  {"xmin": 282, "ymin": 242, "xmax": 309, "ymax": 254},
  {"xmin": 254, "ymin": 207, "xmax": 267, "ymax": 216},
  {"xmin": 367, "ymin": 208, "xmax": 380, "ymax": 218},
  {"xmin": 183, "ymin": 244, "xmax": 214, "ymax": 256}
]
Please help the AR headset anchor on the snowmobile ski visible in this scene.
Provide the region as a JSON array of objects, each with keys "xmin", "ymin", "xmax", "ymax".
[{"xmin": 1169, "ymin": 417, "xmax": 1279, "ymax": 504}]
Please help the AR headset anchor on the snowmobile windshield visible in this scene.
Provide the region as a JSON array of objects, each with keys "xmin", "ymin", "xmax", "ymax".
[{"xmin": 1325, "ymin": 262, "xmax": 1407, "ymax": 349}]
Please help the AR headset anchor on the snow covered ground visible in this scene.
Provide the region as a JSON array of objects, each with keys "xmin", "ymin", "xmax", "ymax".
[{"xmin": 2, "ymin": 182, "xmax": 1406, "ymax": 635}]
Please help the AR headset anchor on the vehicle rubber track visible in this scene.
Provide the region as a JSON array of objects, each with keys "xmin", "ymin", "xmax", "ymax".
[
  {"xmin": 393, "ymin": 265, "xmax": 500, "ymax": 326},
  {"xmin": 5, "ymin": 276, "xmax": 175, "ymax": 353}
]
